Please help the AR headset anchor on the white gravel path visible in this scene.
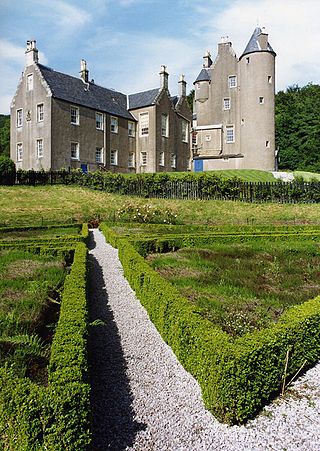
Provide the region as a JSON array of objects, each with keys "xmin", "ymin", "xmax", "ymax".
[{"xmin": 88, "ymin": 229, "xmax": 320, "ymax": 451}]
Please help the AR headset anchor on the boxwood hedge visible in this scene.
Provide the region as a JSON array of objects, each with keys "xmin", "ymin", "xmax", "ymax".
[
  {"xmin": 100, "ymin": 222, "xmax": 320, "ymax": 424},
  {"xmin": 0, "ymin": 242, "xmax": 91, "ymax": 450}
]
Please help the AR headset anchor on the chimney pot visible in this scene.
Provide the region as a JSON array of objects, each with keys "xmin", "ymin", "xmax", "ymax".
[
  {"xmin": 25, "ymin": 40, "xmax": 39, "ymax": 66},
  {"xmin": 80, "ymin": 59, "xmax": 89, "ymax": 83},
  {"xmin": 159, "ymin": 65, "xmax": 169, "ymax": 90},
  {"xmin": 178, "ymin": 74, "xmax": 187, "ymax": 97}
]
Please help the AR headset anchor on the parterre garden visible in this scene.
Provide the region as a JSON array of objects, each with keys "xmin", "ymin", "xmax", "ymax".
[{"xmin": 0, "ymin": 185, "xmax": 320, "ymax": 449}]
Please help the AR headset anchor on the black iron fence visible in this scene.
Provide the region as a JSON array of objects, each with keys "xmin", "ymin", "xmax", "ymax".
[{"xmin": 14, "ymin": 169, "xmax": 320, "ymax": 204}]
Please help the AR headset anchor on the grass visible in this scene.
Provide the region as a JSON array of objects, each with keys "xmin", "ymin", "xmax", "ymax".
[
  {"xmin": 0, "ymin": 249, "xmax": 66, "ymax": 380},
  {"xmin": 294, "ymin": 171, "xmax": 320, "ymax": 181},
  {"xmin": 147, "ymin": 238, "xmax": 320, "ymax": 337},
  {"xmin": 166, "ymin": 169, "xmax": 277, "ymax": 182},
  {"xmin": 0, "ymin": 185, "xmax": 320, "ymax": 227},
  {"xmin": 0, "ymin": 226, "xmax": 80, "ymax": 241}
]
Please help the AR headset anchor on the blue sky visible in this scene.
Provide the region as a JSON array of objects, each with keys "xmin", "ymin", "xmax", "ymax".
[{"xmin": 1, "ymin": 0, "xmax": 320, "ymax": 114}]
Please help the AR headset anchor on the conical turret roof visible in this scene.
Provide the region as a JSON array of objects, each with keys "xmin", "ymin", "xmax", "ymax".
[
  {"xmin": 194, "ymin": 68, "xmax": 211, "ymax": 84},
  {"xmin": 240, "ymin": 27, "xmax": 276, "ymax": 59}
]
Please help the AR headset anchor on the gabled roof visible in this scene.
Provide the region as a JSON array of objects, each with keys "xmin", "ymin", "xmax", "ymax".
[
  {"xmin": 37, "ymin": 63, "xmax": 134, "ymax": 120},
  {"xmin": 240, "ymin": 27, "xmax": 276, "ymax": 59},
  {"xmin": 194, "ymin": 68, "xmax": 211, "ymax": 84},
  {"xmin": 128, "ymin": 88, "xmax": 160, "ymax": 110}
]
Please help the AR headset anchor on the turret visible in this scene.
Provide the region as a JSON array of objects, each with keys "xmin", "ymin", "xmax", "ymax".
[
  {"xmin": 239, "ymin": 27, "xmax": 276, "ymax": 170},
  {"xmin": 194, "ymin": 52, "xmax": 211, "ymax": 103}
]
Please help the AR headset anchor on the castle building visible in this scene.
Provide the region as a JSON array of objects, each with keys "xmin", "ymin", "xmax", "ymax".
[
  {"xmin": 10, "ymin": 41, "xmax": 192, "ymax": 173},
  {"xmin": 193, "ymin": 27, "xmax": 276, "ymax": 171}
]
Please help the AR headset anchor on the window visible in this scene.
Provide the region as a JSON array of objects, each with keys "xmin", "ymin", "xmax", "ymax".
[
  {"xmin": 110, "ymin": 116, "xmax": 118, "ymax": 133},
  {"xmin": 171, "ymin": 153, "xmax": 176, "ymax": 169},
  {"xmin": 128, "ymin": 121, "xmax": 135, "ymax": 137},
  {"xmin": 36, "ymin": 139, "xmax": 43, "ymax": 158},
  {"xmin": 246, "ymin": 57, "xmax": 250, "ymax": 64},
  {"xmin": 16, "ymin": 143, "xmax": 23, "ymax": 161},
  {"xmin": 96, "ymin": 147, "xmax": 103, "ymax": 163},
  {"xmin": 182, "ymin": 120, "xmax": 189, "ymax": 143},
  {"xmin": 139, "ymin": 112, "xmax": 149, "ymax": 136},
  {"xmin": 266, "ymin": 140, "xmax": 270, "ymax": 148},
  {"xmin": 27, "ymin": 74, "xmax": 33, "ymax": 91},
  {"xmin": 141, "ymin": 151, "xmax": 147, "ymax": 166},
  {"xmin": 159, "ymin": 151, "xmax": 164, "ymax": 166},
  {"xmin": 228, "ymin": 75, "xmax": 237, "ymax": 88},
  {"xmin": 110, "ymin": 149, "xmax": 118, "ymax": 165},
  {"xmin": 223, "ymin": 98, "xmax": 231, "ymax": 110},
  {"xmin": 259, "ymin": 96, "xmax": 265, "ymax": 104},
  {"xmin": 16, "ymin": 109, "xmax": 23, "ymax": 128},
  {"xmin": 70, "ymin": 106, "xmax": 79, "ymax": 125},
  {"xmin": 128, "ymin": 152, "xmax": 135, "ymax": 168},
  {"xmin": 226, "ymin": 125, "xmax": 234, "ymax": 143},
  {"xmin": 268, "ymin": 75, "xmax": 272, "ymax": 84},
  {"xmin": 71, "ymin": 142, "xmax": 79, "ymax": 160},
  {"xmin": 96, "ymin": 113, "xmax": 103, "ymax": 130},
  {"xmin": 37, "ymin": 104, "xmax": 44, "ymax": 122},
  {"xmin": 161, "ymin": 113, "xmax": 169, "ymax": 137}
]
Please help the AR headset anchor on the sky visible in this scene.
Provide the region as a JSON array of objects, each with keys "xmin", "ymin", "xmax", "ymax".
[{"xmin": 0, "ymin": 0, "xmax": 320, "ymax": 114}]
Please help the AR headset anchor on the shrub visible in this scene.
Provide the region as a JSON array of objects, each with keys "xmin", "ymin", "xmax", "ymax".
[
  {"xmin": 0, "ymin": 155, "xmax": 16, "ymax": 185},
  {"xmin": 115, "ymin": 201, "xmax": 179, "ymax": 224},
  {"xmin": 100, "ymin": 223, "xmax": 320, "ymax": 424}
]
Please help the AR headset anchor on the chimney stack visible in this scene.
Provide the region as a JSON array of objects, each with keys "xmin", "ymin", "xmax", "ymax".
[
  {"xmin": 25, "ymin": 40, "xmax": 39, "ymax": 66},
  {"xmin": 179, "ymin": 74, "xmax": 186, "ymax": 97},
  {"xmin": 159, "ymin": 65, "xmax": 169, "ymax": 90},
  {"xmin": 203, "ymin": 50, "xmax": 212, "ymax": 68},
  {"xmin": 80, "ymin": 59, "xmax": 89, "ymax": 83}
]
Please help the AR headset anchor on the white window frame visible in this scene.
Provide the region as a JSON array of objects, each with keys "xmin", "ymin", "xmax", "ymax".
[
  {"xmin": 226, "ymin": 125, "xmax": 235, "ymax": 143},
  {"xmin": 141, "ymin": 151, "xmax": 147, "ymax": 166},
  {"xmin": 128, "ymin": 152, "xmax": 135, "ymax": 168},
  {"xmin": 71, "ymin": 142, "xmax": 80, "ymax": 160},
  {"xmin": 161, "ymin": 113, "xmax": 169, "ymax": 137},
  {"xmin": 27, "ymin": 74, "xmax": 33, "ymax": 91},
  {"xmin": 36, "ymin": 139, "xmax": 43, "ymax": 158},
  {"xmin": 96, "ymin": 112, "xmax": 103, "ymax": 130},
  {"xmin": 70, "ymin": 106, "xmax": 79, "ymax": 125},
  {"xmin": 159, "ymin": 151, "xmax": 164, "ymax": 167},
  {"xmin": 16, "ymin": 142, "xmax": 23, "ymax": 162},
  {"xmin": 16, "ymin": 109, "xmax": 23, "ymax": 128},
  {"xmin": 110, "ymin": 149, "xmax": 118, "ymax": 165},
  {"xmin": 110, "ymin": 116, "xmax": 118, "ymax": 133},
  {"xmin": 228, "ymin": 75, "xmax": 237, "ymax": 88},
  {"xmin": 182, "ymin": 120, "xmax": 189, "ymax": 143},
  {"xmin": 223, "ymin": 98, "xmax": 231, "ymax": 110},
  {"xmin": 128, "ymin": 121, "xmax": 135, "ymax": 137},
  {"xmin": 171, "ymin": 153, "xmax": 176, "ymax": 169},
  {"xmin": 139, "ymin": 112, "xmax": 149, "ymax": 136},
  {"xmin": 95, "ymin": 147, "xmax": 103, "ymax": 164},
  {"xmin": 37, "ymin": 103, "xmax": 44, "ymax": 122}
]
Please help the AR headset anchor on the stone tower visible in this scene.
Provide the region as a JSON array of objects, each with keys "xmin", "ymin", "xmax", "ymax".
[
  {"xmin": 193, "ymin": 28, "xmax": 276, "ymax": 171},
  {"xmin": 239, "ymin": 27, "xmax": 276, "ymax": 170}
]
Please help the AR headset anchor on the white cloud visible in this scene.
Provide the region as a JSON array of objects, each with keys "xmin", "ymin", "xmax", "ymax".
[{"xmin": 33, "ymin": 0, "xmax": 91, "ymax": 32}]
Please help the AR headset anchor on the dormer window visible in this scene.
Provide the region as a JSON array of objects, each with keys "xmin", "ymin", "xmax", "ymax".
[
  {"xmin": 111, "ymin": 116, "xmax": 118, "ymax": 133},
  {"xmin": 27, "ymin": 74, "xmax": 33, "ymax": 91},
  {"xmin": 228, "ymin": 75, "xmax": 237, "ymax": 88}
]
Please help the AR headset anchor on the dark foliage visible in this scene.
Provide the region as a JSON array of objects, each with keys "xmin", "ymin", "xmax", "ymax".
[{"xmin": 0, "ymin": 155, "xmax": 16, "ymax": 185}]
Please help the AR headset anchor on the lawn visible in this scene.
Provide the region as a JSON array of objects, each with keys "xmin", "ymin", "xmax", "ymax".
[
  {"xmin": 147, "ymin": 238, "xmax": 320, "ymax": 337},
  {"xmin": 0, "ymin": 185, "xmax": 320, "ymax": 227},
  {"xmin": 0, "ymin": 248, "xmax": 66, "ymax": 381}
]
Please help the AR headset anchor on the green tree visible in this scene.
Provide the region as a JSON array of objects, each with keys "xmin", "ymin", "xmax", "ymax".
[
  {"xmin": 0, "ymin": 115, "xmax": 10, "ymax": 157},
  {"xmin": 187, "ymin": 89, "xmax": 194, "ymax": 112},
  {"xmin": 276, "ymin": 84, "xmax": 320, "ymax": 172}
]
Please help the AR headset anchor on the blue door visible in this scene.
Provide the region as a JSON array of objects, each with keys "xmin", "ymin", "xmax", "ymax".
[
  {"xmin": 81, "ymin": 164, "xmax": 88, "ymax": 174},
  {"xmin": 194, "ymin": 159, "xmax": 203, "ymax": 172}
]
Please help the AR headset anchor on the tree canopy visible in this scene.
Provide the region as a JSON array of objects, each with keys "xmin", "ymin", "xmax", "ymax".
[
  {"xmin": 0, "ymin": 115, "xmax": 10, "ymax": 157},
  {"xmin": 276, "ymin": 83, "xmax": 320, "ymax": 172}
]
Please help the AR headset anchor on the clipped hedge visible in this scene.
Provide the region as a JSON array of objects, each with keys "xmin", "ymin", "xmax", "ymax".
[
  {"xmin": 100, "ymin": 223, "xmax": 320, "ymax": 424},
  {"xmin": 0, "ymin": 243, "xmax": 91, "ymax": 450}
]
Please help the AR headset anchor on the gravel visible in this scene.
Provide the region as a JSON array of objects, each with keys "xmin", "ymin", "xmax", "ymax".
[{"xmin": 88, "ymin": 229, "xmax": 320, "ymax": 450}]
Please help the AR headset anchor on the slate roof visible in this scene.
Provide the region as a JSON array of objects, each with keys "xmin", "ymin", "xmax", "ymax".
[
  {"xmin": 128, "ymin": 88, "xmax": 160, "ymax": 110},
  {"xmin": 240, "ymin": 27, "xmax": 276, "ymax": 59},
  {"xmin": 171, "ymin": 96, "xmax": 179, "ymax": 107},
  {"xmin": 194, "ymin": 68, "xmax": 211, "ymax": 84},
  {"xmin": 37, "ymin": 63, "xmax": 134, "ymax": 120}
]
